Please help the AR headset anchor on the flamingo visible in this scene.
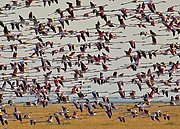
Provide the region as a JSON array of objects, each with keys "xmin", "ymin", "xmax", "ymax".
[
  {"xmin": 85, "ymin": 102, "xmax": 96, "ymax": 115},
  {"xmin": 0, "ymin": 1, "xmax": 179, "ymax": 127},
  {"xmin": 150, "ymin": 114, "xmax": 160, "ymax": 121},
  {"xmin": 76, "ymin": 0, "xmax": 81, "ymax": 7},
  {"xmin": 127, "ymin": 108, "xmax": 138, "ymax": 118},
  {"xmin": 13, "ymin": 107, "xmax": 22, "ymax": 121},
  {"xmin": 155, "ymin": 110, "xmax": 162, "ymax": 117},
  {"xmin": 0, "ymin": 115, "xmax": 8, "ymax": 126},
  {"xmin": 110, "ymin": 89, "xmax": 125, "ymax": 98},
  {"xmin": 53, "ymin": 113, "xmax": 60, "ymax": 124},
  {"xmin": 72, "ymin": 111, "xmax": 78, "ymax": 119},
  {"xmin": 30, "ymin": 119, "xmax": 36, "ymax": 125},
  {"xmin": 163, "ymin": 114, "xmax": 170, "ymax": 120},
  {"xmin": 43, "ymin": 0, "xmax": 58, "ymax": 7},
  {"xmin": 105, "ymin": 110, "xmax": 112, "ymax": 118},
  {"xmin": 118, "ymin": 116, "xmax": 126, "ymax": 123},
  {"xmin": 147, "ymin": 1, "xmax": 156, "ymax": 13},
  {"xmin": 24, "ymin": 113, "xmax": 31, "ymax": 119},
  {"xmin": 73, "ymin": 99, "xmax": 79, "ymax": 109},
  {"xmin": 129, "ymin": 90, "xmax": 136, "ymax": 99},
  {"xmin": 47, "ymin": 116, "xmax": 53, "ymax": 122}
]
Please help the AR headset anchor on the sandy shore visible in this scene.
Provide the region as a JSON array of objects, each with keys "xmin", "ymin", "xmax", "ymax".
[{"xmin": 0, "ymin": 101, "xmax": 180, "ymax": 129}]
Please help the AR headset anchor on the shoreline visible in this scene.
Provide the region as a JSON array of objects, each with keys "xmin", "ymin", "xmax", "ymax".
[{"xmin": 2, "ymin": 98, "xmax": 179, "ymax": 107}]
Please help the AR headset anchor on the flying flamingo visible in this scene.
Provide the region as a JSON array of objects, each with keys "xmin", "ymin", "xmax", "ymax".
[
  {"xmin": 150, "ymin": 114, "xmax": 160, "ymax": 121},
  {"xmin": 118, "ymin": 116, "xmax": 126, "ymax": 123},
  {"xmin": 53, "ymin": 113, "xmax": 60, "ymax": 124},
  {"xmin": 30, "ymin": 119, "xmax": 37, "ymax": 125},
  {"xmin": 0, "ymin": 115, "xmax": 8, "ymax": 126}
]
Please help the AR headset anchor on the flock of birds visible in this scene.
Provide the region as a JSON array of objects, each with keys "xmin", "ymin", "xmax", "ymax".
[
  {"xmin": 0, "ymin": 101, "xmax": 174, "ymax": 126},
  {"xmin": 0, "ymin": 0, "xmax": 179, "ymax": 127}
]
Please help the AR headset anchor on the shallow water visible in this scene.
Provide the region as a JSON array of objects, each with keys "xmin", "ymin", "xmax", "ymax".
[{"xmin": 0, "ymin": 0, "xmax": 179, "ymax": 104}]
